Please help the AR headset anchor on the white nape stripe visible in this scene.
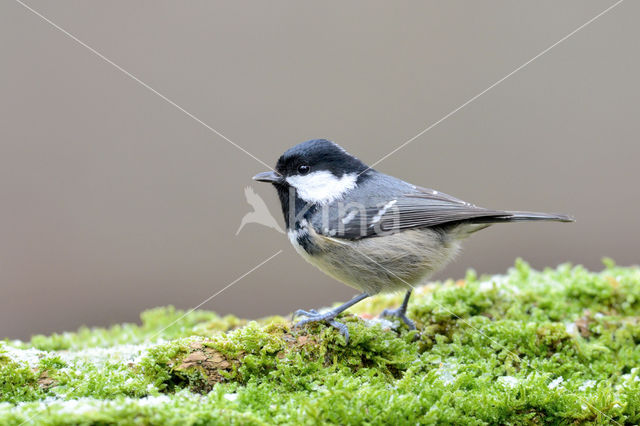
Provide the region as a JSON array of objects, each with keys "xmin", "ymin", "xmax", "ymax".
[
  {"xmin": 286, "ymin": 171, "xmax": 358, "ymax": 204},
  {"xmin": 371, "ymin": 200, "xmax": 397, "ymax": 224}
]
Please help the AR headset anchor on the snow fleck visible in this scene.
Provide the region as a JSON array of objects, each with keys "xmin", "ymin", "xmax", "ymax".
[
  {"xmin": 1, "ymin": 342, "xmax": 156, "ymax": 369},
  {"xmin": 57, "ymin": 399, "xmax": 98, "ymax": 415},
  {"xmin": 437, "ymin": 363, "xmax": 458, "ymax": 386},
  {"xmin": 579, "ymin": 380, "xmax": 596, "ymax": 391},
  {"xmin": 364, "ymin": 317, "xmax": 396, "ymax": 330},
  {"xmin": 57, "ymin": 343, "xmax": 154, "ymax": 366},
  {"xmin": 565, "ymin": 322, "xmax": 578, "ymax": 335},
  {"xmin": 478, "ymin": 281, "xmax": 495, "ymax": 292},
  {"xmin": 477, "ymin": 275, "xmax": 510, "ymax": 292},
  {"xmin": 548, "ymin": 377, "xmax": 564, "ymax": 389},
  {"xmin": 1, "ymin": 346, "xmax": 46, "ymax": 367},
  {"xmin": 137, "ymin": 395, "xmax": 171, "ymax": 407},
  {"xmin": 224, "ymin": 393, "xmax": 239, "ymax": 402},
  {"xmin": 498, "ymin": 376, "xmax": 519, "ymax": 389}
]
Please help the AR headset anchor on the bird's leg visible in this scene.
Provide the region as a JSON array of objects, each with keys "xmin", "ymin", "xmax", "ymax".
[
  {"xmin": 292, "ymin": 292, "xmax": 369, "ymax": 344},
  {"xmin": 380, "ymin": 290, "xmax": 416, "ymax": 330}
]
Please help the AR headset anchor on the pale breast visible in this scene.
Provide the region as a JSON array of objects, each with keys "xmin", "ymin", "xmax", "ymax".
[{"xmin": 288, "ymin": 224, "xmax": 462, "ymax": 295}]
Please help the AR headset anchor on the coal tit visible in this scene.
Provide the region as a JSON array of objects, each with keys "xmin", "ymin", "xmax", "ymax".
[{"xmin": 254, "ymin": 139, "xmax": 573, "ymax": 343}]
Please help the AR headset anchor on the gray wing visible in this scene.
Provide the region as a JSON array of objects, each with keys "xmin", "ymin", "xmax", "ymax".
[
  {"xmin": 338, "ymin": 190, "xmax": 506, "ymax": 239},
  {"xmin": 309, "ymin": 174, "xmax": 508, "ymax": 240}
]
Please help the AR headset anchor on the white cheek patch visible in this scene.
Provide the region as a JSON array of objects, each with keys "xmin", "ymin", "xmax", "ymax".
[{"xmin": 286, "ymin": 171, "xmax": 358, "ymax": 204}]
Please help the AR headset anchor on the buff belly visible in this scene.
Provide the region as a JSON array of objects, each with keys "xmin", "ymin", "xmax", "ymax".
[{"xmin": 288, "ymin": 225, "xmax": 465, "ymax": 295}]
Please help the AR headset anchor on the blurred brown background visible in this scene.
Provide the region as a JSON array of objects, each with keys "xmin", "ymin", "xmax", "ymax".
[{"xmin": 1, "ymin": 1, "xmax": 638, "ymax": 340}]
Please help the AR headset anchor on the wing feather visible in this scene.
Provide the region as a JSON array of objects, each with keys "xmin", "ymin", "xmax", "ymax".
[{"xmin": 320, "ymin": 187, "xmax": 508, "ymax": 239}]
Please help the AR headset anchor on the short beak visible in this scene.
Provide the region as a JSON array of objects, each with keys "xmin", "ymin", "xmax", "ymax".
[{"xmin": 252, "ymin": 170, "xmax": 283, "ymax": 184}]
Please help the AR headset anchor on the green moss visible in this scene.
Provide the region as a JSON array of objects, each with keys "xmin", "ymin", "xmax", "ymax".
[
  {"xmin": 25, "ymin": 306, "xmax": 248, "ymax": 351},
  {"xmin": 0, "ymin": 357, "xmax": 43, "ymax": 404},
  {"xmin": 1, "ymin": 260, "xmax": 639, "ymax": 425}
]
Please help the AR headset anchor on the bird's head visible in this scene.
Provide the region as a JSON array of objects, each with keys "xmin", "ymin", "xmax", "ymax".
[{"xmin": 253, "ymin": 139, "xmax": 369, "ymax": 205}]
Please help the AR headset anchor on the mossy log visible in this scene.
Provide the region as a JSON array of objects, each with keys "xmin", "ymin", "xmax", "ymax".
[{"xmin": 1, "ymin": 259, "xmax": 640, "ymax": 425}]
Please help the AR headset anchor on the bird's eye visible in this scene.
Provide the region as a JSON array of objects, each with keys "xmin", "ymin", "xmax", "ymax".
[{"xmin": 297, "ymin": 165, "xmax": 310, "ymax": 175}]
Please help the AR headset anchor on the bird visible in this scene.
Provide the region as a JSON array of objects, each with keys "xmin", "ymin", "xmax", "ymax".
[
  {"xmin": 253, "ymin": 139, "xmax": 573, "ymax": 343},
  {"xmin": 236, "ymin": 186, "xmax": 284, "ymax": 235}
]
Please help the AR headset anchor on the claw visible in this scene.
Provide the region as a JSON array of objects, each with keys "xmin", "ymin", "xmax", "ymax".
[
  {"xmin": 326, "ymin": 319, "xmax": 350, "ymax": 344},
  {"xmin": 292, "ymin": 310, "xmax": 350, "ymax": 344},
  {"xmin": 380, "ymin": 307, "xmax": 416, "ymax": 330},
  {"xmin": 291, "ymin": 309, "xmax": 318, "ymax": 321},
  {"xmin": 289, "ymin": 293, "xmax": 369, "ymax": 345}
]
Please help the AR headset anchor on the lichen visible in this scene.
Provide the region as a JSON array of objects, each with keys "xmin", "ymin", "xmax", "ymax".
[{"xmin": 1, "ymin": 260, "xmax": 639, "ymax": 425}]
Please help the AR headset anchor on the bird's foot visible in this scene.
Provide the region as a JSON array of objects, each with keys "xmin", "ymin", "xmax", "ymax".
[
  {"xmin": 380, "ymin": 307, "xmax": 416, "ymax": 330},
  {"xmin": 292, "ymin": 309, "xmax": 350, "ymax": 344}
]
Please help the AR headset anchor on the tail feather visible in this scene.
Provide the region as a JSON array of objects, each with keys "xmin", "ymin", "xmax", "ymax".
[{"xmin": 469, "ymin": 211, "xmax": 575, "ymax": 224}]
